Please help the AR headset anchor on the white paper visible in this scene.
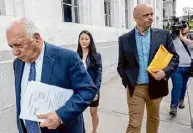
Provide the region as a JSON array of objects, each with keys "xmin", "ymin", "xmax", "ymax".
[{"xmin": 19, "ymin": 81, "xmax": 73, "ymax": 122}]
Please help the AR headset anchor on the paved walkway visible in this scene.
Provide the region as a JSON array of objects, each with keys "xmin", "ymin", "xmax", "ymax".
[{"xmin": 84, "ymin": 76, "xmax": 193, "ymax": 133}]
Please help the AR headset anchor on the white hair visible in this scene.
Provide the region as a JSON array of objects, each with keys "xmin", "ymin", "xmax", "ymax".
[{"xmin": 6, "ymin": 17, "xmax": 39, "ymax": 38}]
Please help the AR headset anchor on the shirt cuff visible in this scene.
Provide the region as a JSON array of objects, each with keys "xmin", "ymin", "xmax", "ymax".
[
  {"xmin": 60, "ymin": 119, "xmax": 63, "ymax": 124},
  {"xmin": 56, "ymin": 111, "xmax": 63, "ymax": 124}
]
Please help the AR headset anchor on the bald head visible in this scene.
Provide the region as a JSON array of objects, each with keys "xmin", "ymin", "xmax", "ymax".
[
  {"xmin": 133, "ymin": 4, "xmax": 153, "ymax": 31},
  {"xmin": 133, "ymin": 4, "xmax": 152, "ymax": 18}
]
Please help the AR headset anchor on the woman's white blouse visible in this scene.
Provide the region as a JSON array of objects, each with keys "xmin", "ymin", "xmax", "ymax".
[{"xmin": 82, "ymin": 59, "xmax": 87, "ymax": 70}]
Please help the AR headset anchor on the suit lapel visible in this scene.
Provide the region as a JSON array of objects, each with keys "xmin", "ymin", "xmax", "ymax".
[
  {"xmin": 15, "ymin": 59, "xmax": 25, "ymax": 112},
  {"xmin": 129, "ymin": 29, "xmax": 139, "ymax": 64},
  {"xmin": 41, "ymin": 43, "xmax": 55, "ymax": 84},
  {"xmin": 86, "ymin": 55, "xmax": 91, "ymax": 69},
  {"xmin": 14, "ymin": 43, "xmax": 55, "ymax": 114},
  {"xmin": 148, "ymin": 28, "xmax": 158, "ymax": 64}
]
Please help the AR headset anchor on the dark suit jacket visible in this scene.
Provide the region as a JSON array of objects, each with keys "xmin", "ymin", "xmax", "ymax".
[
  {"xmin": 83, "ymin": 52, "xmax": 102, "ymax": 90},
  {"xmin": 13, "ymin": 43, "xmax": 97, "ymax": 133},
  {"xmin": 117, "ymin": 28, "xmax": 179, "ymax": 99}
]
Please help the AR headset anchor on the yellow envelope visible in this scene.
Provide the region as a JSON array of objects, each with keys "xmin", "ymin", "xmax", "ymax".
[{"xmin": 147, "ymin": 44, "xmax": 173, "ymax": 75}]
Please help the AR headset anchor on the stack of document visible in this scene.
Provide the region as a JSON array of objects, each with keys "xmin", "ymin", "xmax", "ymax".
[{"xmin": 19, "ymin": 81, "xmax": 73, "ymax": 122}]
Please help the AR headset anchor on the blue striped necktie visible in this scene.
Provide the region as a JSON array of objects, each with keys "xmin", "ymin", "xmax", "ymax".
[{"xmin": 25, "ymin": 62, "xmax": 41, "ymax": 133}]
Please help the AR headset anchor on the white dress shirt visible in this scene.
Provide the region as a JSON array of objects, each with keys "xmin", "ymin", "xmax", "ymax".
[
  {"xmin": 82, "ymin": 59, "xmax": 87, "ymax": 70},
  {"xmin": 20, "ymin": 43, "xmax": 45, "ymax": 107}
]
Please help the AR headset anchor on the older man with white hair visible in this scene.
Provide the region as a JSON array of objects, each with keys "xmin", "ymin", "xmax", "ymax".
[{"xmin": 6, "ymin": 17, "xmax": 97, "ymax": 133}]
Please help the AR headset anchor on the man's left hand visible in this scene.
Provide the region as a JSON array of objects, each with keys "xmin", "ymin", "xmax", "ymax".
[
  {"xmin": 38, "ymin": 112, "xmax": 61, "ymax": 130},
  {"xmin": 151, "ymin": 70, "xmax": 166, "ymax": 81}
]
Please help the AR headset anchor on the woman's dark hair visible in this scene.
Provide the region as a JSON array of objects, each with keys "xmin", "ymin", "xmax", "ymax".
[{"xmin": 77, "ymin": 30, "xmax": 99, "ymax": 70}]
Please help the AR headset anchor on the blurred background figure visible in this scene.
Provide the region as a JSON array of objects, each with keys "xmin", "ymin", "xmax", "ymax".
[{"xmin": 169, "ymin": 18, "xmax": 192, "ymax": 116}]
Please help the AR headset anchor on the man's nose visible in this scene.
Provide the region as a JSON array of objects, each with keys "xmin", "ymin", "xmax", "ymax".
[
  {"xmin": 13, "ymin": 47, "xmax": 21, "ymax": 56},
  {"xmin": 148, "ymin": 15, "xmax": 153, "ymax": 20}
]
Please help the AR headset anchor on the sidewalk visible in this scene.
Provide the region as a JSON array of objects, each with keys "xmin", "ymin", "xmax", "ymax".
[{"xmin": 84, "ymin": 76, "xmax": 193, "ymax": 133}]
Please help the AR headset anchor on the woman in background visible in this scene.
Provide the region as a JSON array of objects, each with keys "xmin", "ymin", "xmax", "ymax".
[{"xmin": 77, "ymin": 30, "xmax": 102, "ymax": 133}]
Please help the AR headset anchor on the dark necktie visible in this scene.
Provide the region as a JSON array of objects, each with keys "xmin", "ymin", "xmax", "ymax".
[{"xmin": 25, "ymin": 62, "xmax": 40, "ymax": 133}]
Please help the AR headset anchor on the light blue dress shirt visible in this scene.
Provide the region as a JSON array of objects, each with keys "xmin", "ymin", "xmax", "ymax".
[{"xmin": 135, "ymin": 27, "xmax": 151, "ymax": 84}]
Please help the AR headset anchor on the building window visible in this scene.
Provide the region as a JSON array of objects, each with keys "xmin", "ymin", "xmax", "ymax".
[
  {"xmin": 125, "ymin": 0, "xmax": 129, "ymax": 29},
  {"xmin": 62, "ymin": 0, "xmax": 79, "ymax": 23},
  {"xmin": 104, "ymin": 0, "xmax": 111, "ymax": 27}
]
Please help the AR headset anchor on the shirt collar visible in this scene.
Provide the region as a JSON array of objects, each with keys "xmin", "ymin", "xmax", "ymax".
[
  {"xmin": 135, "ymin": 27, "xmax": 150, "ymax": 36},
  {"xmin": 36, "ymin": 42, "xmax": 45, "ymax": 65}
]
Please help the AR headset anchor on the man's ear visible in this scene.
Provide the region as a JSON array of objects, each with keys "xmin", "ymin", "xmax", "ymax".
[{"xmin": 33, "ymin": 33, "xmax": 41, "ymax": 42}]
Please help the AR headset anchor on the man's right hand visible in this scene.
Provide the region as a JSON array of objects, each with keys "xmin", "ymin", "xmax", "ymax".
[
  {"xmin": 179, "ymin": 32, "xmax": 193, "ymax": 45},
  {"xmin": 38, "ymin": 112, "xmax": 61, "ymax": 130},
  {"xmin": 151, "ymin": 70, "xmax": 166, "ymax": 81}
]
